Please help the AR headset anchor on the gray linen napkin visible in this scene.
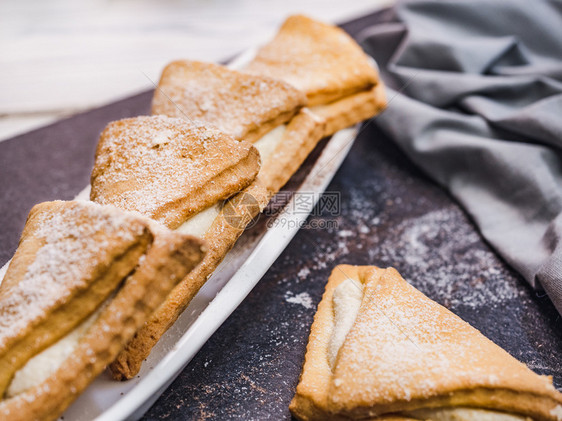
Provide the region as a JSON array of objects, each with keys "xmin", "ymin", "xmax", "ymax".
[{"xmin": 361, "ymin": 0, "xmax": 562, "ymax": 313}]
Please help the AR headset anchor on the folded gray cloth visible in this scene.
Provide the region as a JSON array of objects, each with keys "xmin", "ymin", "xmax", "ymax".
[{"xmin": 361, "ymin": 0, "xmax": 562, "ymax": 313}]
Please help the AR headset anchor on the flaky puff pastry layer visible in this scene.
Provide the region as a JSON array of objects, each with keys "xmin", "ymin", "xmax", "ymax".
[
  {"xmin": 310, "ymin": 82, "xmax": 387, "ymax": 138},
  {"xmin": 90, "ymin": 115, "xmax": 260, "ymax": 229},
  {"xmin": 0, "ymin": 201, "xmax": 151, "ymax": 398},
  {"xmin": 290, "ymin": 265, "xmax": 562, "ymax": 421},
  {"xmin": 244, "ymin": 15, "xmax": 380, "ymax": 106},
  {"xmin": 0, "ymin": 200, "xmax": 205, "ymax": 421},
  {"xmin": 152, "ymin": 60, "xmax": 306, "ymax": 143},
  {"xmin": 258, "ymin": 108, "xmax": 326, "ymax": 196}
]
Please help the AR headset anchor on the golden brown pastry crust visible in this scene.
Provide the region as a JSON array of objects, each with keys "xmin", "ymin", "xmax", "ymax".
[
  {"xmin": 258, "ymin": 108, "xmax": 326, "ymax": 196},
  {"xmin": 90, "ymin": 115, "xmax": 260, "ymax": 229},
  {"xmin": 109, "ymin": 109, "xmax": 325, "ymax": 381},
  {"xmin": 244, "ymin": 15, "xmax": 379, "ymax": 106},
  {"xmin": 0, "ymin": 201, "xmax": 205, "ymax": 421},
  {"xmin": 290, "ymin": 265, "xmax": 562, "ymax": 421},
  {"xmin": 311, "ymin": 82, "xmax": 387, "ymax": 138},
  {"xmin": 151, "ymin": 60, "xmax": 306, "ymax": 143},
  {"xmin": 109, "ymin": 181, "xmax": 270, "ymax": 380},
  {"xmin": 0, "ymin": 200, "xmax": 151, "ymax": 396}
]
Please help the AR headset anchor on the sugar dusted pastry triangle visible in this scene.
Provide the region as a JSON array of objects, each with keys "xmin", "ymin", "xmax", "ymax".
[
  {"xmin": 244, "ymin": 15, "xmax": 380, "ymax": 106},
  {"xmin": 149, "ymin": 60, "xmax": 326, "ymax": 197},
  {"xmin": 90, "ymin": 114, "xmax": 269, "ymax": 382},
  {"xmin": 244, "ymin": 15, "xmax": 386, "ymax": 137},
  {"xmin": 290, "ymin": 265, "xmax": 562, "ymax": 421},
  {"xmin": 152, "ymin": 60, "xmax": 306, "ymax": 143},
  {"xmin": 90, "ymin": 115, "xmax": 260, "ymax": 229},
  {"xmin": 0, "ymin": 200, "xmax": 205, "ymax": 421},
  {"xmin": 107, "ymin": 106, "xmax": 326, "ymax": 384},
  {"xmin": 0, "ymin": 200, "xmax": 151, "ymax": 398},
  {"xmin": 107, "ymin": 69, "xmax": 324, "ymax": 379}
]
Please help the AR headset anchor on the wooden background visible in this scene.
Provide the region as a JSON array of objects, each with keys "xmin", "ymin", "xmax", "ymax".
[{"xmin": 0, "ymin": 0, "xmax": 392, "ymax": 141}]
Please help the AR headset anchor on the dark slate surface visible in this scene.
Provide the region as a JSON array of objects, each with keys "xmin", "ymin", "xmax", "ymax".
[{"xmin": 0, "ymin": 8, "xmax": 561, "ymax": 421}]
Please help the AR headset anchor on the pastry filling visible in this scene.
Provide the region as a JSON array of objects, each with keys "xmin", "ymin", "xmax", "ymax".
[
  {"xmin": 253, "ymin": 124, "xmax": 286, "ymax": 162},
  {"xmin": 328, "ymin": 277, "xmax": 363, "ymax": 369},
  {"xmin": 176, "ymin": 124, "xmax": 286, "ymax": 238},
  {"xmin": 6, "ymin": 299, "xmax": 109, "ymax": 398},
  {"xmin": 176, "ymin": 203, "xmax": 221, "ymax": 238}
]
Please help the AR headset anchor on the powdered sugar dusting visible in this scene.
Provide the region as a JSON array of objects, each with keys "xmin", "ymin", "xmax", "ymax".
[
  {"xmin": 550, "ymin": 405, "xmax": 562, "ymax": 420},
  {"xmin": 375, "ymin": 208, "xmax": 523, "ymax": 308},
  {"xmin": 297, "ymin": 267, "xmax": 310, "ymax": 279},
  {"xmin": 279, "ymin": 201, "xmax": 522, "ymax": 311},
  {"xmin": 284, "ymin": 291, "xmax": 313, "ymax": 309},
  {"xmin": 0, "ymin": 201, "xmax": 146, "ymax": 350},
  {"xmin": 90, "ymin": 115, "xmax": 255, "ymax": 227},
  {"xmin": 244, "ymin": 15, "xmax": 378, "ymax": 103},
  {"xmin": 331, "ymin": 268, "xmax": 553, "ymax": 404},
  {"xmin": 152, "ymin": 60, "xmax": 305, "ymax": 141}
]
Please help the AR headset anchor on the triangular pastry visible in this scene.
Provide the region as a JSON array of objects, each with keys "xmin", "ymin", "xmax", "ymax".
[
  {"xmin": 105, "ymin": 58, "xmax": 326, "ymax": 379},
  {"xmin": 244, "ymin": 15, "xmax": 387, "ymax": 137},
  {"xmin": 151, "ymin": 60, "xmax": 307, "ymax": 143},
  {"xmin": 0, "ymin": 200, "xmax": 205, "ymax": 421},
  {"xmin": 108, "ymin": 115, "xmax": 327, "ymax": 378},
  {"xmin": 150, "ymin": 59, "xmax": 326, "ymax": 196},
  {"xmin": 290, "ymin": 265, "xmax": 562, "ymax": 421},
  {"xmin": 244, "ymin": 15, "xmax": 379, "ymax": 106},
  {"xmin": 90, "ymin": 115, "xmax": 260, "ymax": 229},
  {"xmin": 87, "ymin": 114, "xmax": 271, "ymax": 380}
]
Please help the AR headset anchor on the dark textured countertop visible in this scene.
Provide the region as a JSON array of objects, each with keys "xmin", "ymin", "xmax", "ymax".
[{"xmin": 0, "ymin": 8, "xmax": 560, "ymax": 421}]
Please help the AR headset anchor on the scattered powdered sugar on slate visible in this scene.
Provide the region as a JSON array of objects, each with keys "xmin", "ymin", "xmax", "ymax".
[
  {"xmin": 0, "ymin": 201, "xmax": 147, "ymax": 349},
  {"xmin": 297, "ymin": 267, "xmax": 310, "ymax": 279},
  {"xmin": 284, "ymin": 291, "xmax": 313, "ymax": 309},
  {"xmin": 373, "ymin": 208, "xmax": 524, "ymax": 308},
  {"xmin": 277, "ymin": 174, "xmax": 523, "ymax": 311}
]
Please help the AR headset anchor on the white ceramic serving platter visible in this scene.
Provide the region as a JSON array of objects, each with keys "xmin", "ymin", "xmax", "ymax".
[{"xmin": 0, "ymin": 49, "xmax": 359, "ymax": 421}]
